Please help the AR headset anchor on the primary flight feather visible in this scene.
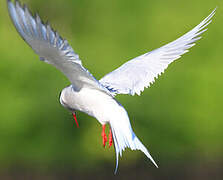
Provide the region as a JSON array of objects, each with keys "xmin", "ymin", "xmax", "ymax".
[{"xmin": 7, "ymin": 0, "xmax": 215, "ymax": 173}]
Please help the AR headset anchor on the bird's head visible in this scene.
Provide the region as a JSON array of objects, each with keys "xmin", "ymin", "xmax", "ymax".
[
  {"xmin": 59, "ymin": 86, "xmax": 79, "ymax": 127},
  {"xmin": 59, "ymin": 88, "xmax": 66, "ymax": 108},
  {"xmin": 59, "ymin": 86, "xmax": 73, "ymax": 111}
]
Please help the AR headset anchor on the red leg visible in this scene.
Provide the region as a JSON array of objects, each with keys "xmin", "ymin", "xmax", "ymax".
[
  {"xmin": 102, "ymin": 125, "xmax": 107, "ymax": 147},
  {"xmin": 109, "ymin": 128, "xmax": 113, "ymax": 148}
]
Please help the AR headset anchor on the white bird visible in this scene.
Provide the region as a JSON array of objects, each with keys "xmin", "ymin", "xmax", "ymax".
[{"xmin": 7, "ymin": 0, "xmax": 215, "ymax": 173}]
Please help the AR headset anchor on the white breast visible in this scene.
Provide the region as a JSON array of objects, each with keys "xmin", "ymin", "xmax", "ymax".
[{"xmin": 60, "ymin": 85, "xmax": 121, "ymax": 125}]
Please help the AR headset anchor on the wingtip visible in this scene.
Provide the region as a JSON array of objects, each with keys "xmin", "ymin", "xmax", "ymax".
[
  {"xmin": 15, "ymin": 0, "xmax": 21, "ymax": 7},
  {"xmin": 209, "ymin": 7, "xmax": 217, "ymax": 17},
  {"xmin": 7, "ymin": 0, "xmax": 13, "ymax": 7},
  {"xmin": 212, "ymin": 7, "xmax": 217, "ymax": 17},
  {"xmin": 213, "ymin": 6, "xmax": 218, "ymax": 11}
]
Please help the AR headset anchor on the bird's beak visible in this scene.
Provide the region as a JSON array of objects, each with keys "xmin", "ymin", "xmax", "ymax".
[{"xmin": 72, "ymin": 112, "xmax": 79, "ymax": 128}]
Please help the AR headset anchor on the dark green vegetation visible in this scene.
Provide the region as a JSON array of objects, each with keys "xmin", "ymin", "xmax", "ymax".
[{"xmin": 0, "ymin": 0, "xmax": 222, "ymax": 179}]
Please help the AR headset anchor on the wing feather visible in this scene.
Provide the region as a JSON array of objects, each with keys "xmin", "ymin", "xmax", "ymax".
[
  {"xmin": 7, "ymin": 0, "xmax": 103, "ymax": 91},
  {"xmin": 100, "ymin": 9, "xmax": 216, "ymax": 96}
]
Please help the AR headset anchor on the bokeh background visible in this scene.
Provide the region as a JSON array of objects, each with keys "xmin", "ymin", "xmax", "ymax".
[{"xmin": 0, "ymin": 0, "xmax": 223, "ymax": 179}]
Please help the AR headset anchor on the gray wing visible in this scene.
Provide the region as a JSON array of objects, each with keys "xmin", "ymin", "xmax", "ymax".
[
  {"xmin": 7, "ymin": 0, "xmax": 101, "ymax": 91},
  {"xmin": 100, "ymin": 9, "xmax": 216, "ymax": 96}
]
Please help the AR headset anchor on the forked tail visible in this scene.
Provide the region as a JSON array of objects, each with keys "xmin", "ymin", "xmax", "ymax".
[{"xmin": 109, "ymin": 116, "xmax": 158, "ymax": 174}]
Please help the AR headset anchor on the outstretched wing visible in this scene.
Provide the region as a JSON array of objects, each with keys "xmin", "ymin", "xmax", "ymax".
[
  {"xmin": 7, "ymin": 0, "xmax": 102, "ymax": 91},
  {"xmin": 100, "ymin": 9, "xmax": 216, "ymax": 96}
]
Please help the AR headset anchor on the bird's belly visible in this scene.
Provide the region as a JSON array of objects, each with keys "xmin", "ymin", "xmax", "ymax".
[{"xmin": 66, "ymin": 87, "xmax": 119, "ymax": 124}]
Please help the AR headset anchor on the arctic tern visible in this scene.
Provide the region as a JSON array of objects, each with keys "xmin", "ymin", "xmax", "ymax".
[{"xmin": 7, "ymin": 0, "xmax": 216, "ymax": 173}]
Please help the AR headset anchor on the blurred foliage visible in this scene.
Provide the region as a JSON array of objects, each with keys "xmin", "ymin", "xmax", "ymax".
[{"xmin": 0, "ymin": 0, "xmax": 222, "ymax": 175}]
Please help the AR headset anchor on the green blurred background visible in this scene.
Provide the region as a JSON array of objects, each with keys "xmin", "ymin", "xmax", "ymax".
[{"xmin": 0, "ymin": 0, "xmax": 223, "ymax": 179}]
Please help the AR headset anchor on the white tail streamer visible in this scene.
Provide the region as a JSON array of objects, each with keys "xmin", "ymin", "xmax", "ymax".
[{"xmin": 109, "ymin": 112, "xmax": 158, "ymax": 174}]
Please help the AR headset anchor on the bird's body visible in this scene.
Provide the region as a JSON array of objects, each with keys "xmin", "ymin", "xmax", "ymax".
[
  {"xmin": 7, "ymin": 0, "xmax": 216, "ymax": 173},
  {"xmin": 60, "ymin": 85, "xmax": 116, "ymax": 124},
  {"xmin": 60, "ymin": 84, "xmax": 157, "ymax": 173}
]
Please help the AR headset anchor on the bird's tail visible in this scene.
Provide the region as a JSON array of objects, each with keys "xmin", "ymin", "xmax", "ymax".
[{"xmin": 109, "ymin": 111, "xmax": 158, "ymax": 174}]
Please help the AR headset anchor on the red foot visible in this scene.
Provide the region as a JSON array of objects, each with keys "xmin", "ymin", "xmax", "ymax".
[
  {"xmin": 109, "ymin": 129, "xmax": 113, "ymax": 148},
  {"xmin": 101, "ymin": 125, "xmax": 113, "ymax": 148},
  {"xmin": 102, "ymin": 125, "xmax": 107, "ymax": 147},
  {"xmin": 72, "ymin": 112, "xmax": 79, "ymax": 128}
]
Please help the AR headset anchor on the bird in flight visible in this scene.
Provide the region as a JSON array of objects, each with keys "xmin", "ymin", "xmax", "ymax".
[{"xmin": 7, "ymin": 0, "xmax": 215, "ymax": 173}]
